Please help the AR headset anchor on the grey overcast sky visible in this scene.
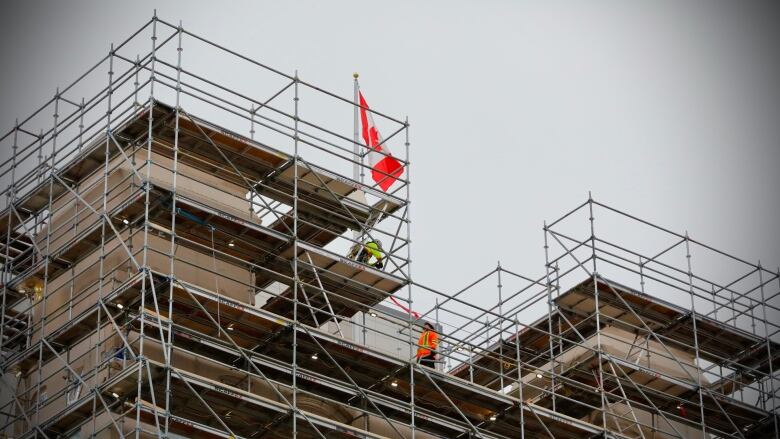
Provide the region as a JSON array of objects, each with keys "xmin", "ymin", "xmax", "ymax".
[{"xmin": 1, "ymin": 1, "xmax": 779, "ymax": 316}]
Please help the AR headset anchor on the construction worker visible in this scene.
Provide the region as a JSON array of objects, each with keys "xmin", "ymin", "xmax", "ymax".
[
  {"xmin": 352, "ymin": 239, "xmax": 384, "ymax": 269},
  {"xmin": 416, "ymin": 322, "xmax": 438, "ymax": 368}
]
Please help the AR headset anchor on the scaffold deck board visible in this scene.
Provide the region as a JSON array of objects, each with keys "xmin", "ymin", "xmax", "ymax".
[
  {"xmin": 0, "ymin": 101, "xmax": 403, "ymax": 282},
  {"xmin": 2, "ymin": 271, "xmax": 145, "ymax": 372},
  {"xmin": 31, "ymin": 361, "xmax": 141, "ymax": 439},
  {"xmin": 156, "ymin": 277, "xmax": 603, "ymax": 439},
  {"xmin": 140, "ymin": 360, "xmax": 390, "ymax": 439},
  {"xmin": 449, "ymin": 309, "xmax": 598, "ymax": 390},
  {"xmin": 134, "ymin": 285, "xmax": 492, "ymax": 438},
  {"xmin": 137, "ymin": 318, "xmax": 482, "ymax": 438},
  {"xmin": 4, "ymin": 187, "xmax": 147, "ymax": 288},
  {"xmin": 530, "ymin": 349, "xmax": 778, "ymax": 438},
  {"xmin": 3, "ymin": 175, "xmax": 364, "ymax": 303},
  {"xmin": 453, "ymin": 275, "xmax": 779, "ymax": 402},
  {"xmin": 558, "ymin": 276, "xmax": 780, "ymax": 377},
  {"xmin": 0, "ymin": 103, "xmax": 146, "ymax": 236},
  {"xmin": 8, "ymin": 268, "xmax": 599, "ymax": 438},
  {"xmin": 122, "ymin": 102, "xmax": 403, "ymax": 232},
  {"xmin": 261, "ymin": 241, "xmax": 406, "ymax": 324}
]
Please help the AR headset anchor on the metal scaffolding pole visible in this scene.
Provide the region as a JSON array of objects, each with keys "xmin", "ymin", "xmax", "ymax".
[
  {"xmin": 587, "ymin": 196, "xmax": 607, "ymax": 436},
  {"xmin": 1, "ymin": 14, "xmax": 777, "ymax": 439},
  {"xmin": 292, "ymin": 69, "xmax": 300, "ymax": 438}
]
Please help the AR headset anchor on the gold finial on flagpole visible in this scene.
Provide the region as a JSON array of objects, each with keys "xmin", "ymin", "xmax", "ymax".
[{"xmin": 353, "ymin": 72, "xmax": 359, "ymax": 79}]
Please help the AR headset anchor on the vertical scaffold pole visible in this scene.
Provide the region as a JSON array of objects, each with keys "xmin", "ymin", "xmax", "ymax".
[
  {"xmin": 137, "ymin": 12, "xmax": 158, "ymax": 439},
  {"xmin": 70, "ymin": 97, "xmax": 86, "ymax": 324},
  {"xmin": 164, "ymin": 20, "xmax": 184, "ymax": 438},
  {"xmin": 555, "ymin": 261, "xmax": 562, "ymax": 357},
  {"xmin": 34, "ymin": 86, "xmax": 60, "ymax": 434},
  {"xmin": 93, "ymin": 43, "xmax": 114, "ymax": 436},
  {"xmin": 497, "ymin": 261, "xmax": 504, "ymax": 390},
  {"xmin": 292, "ymin": 69, "xmax": 300, "ymax": 438},
  {"xmin": 0, "ymin": 120, "xmax": 19, "ymax": 378},
  {"xmin": 713, "ymin": 283, "xmax": 726, "ymax": 396},
  {"xmin": 250, "ymin": 104, "xmax": 256, "ymax": 140},
  {"xmin": 0, "ymin": 119, "xmax": 18, "ymax": 398},
  {"xmin": 588, "ymin": 194, "xmax": 608, "ymax": 435},
  {"xmin": 684, "ymin": 233, "xmax": 708, "ymax": 437},
  {"xmin": 36, "ymin": 130, "xmax": 43, "ymax": 187},
  {"xmin": 514, "ymin": 317, "xmax": 525, "ymax": 439},
  {"xmin": 757, "ymin": 263, "xmax": 778, "ymax": 439},
  {"xmin": 542, "ymin": 221, "xmax": 556, "ymax": 411},
  {"xmin": 404, "ymin": 115, "xmax": 416, "ymax": 439},
  {"xmin": 133, "ymin": 55, "xmax": 141, "ymax": 110},
  {"xmin": 248, "ymin": 103, "xmax": 256, "ymax": 222},
  {"xmin": 711, "ymin": 284, "xmax": 717, "ymax": 321}
]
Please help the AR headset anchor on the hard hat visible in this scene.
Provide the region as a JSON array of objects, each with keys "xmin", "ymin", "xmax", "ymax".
[{"xmin": 375, "ymin": 239, "xmax": 382, "ymax": 249}]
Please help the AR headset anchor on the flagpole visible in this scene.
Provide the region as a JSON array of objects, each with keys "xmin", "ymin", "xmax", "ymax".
[
  {"xmin": 353, "ymin": 73, "xmax": 361, "ymax": 242},
  {"xmin": 353, "ymin": 72, "xmax": 360, "ymax": 184}
]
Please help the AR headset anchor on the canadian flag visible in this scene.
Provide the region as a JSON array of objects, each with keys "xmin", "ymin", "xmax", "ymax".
[{"xmin": 359, "ymin": 92, "xmax": 404, "ymax": 191}]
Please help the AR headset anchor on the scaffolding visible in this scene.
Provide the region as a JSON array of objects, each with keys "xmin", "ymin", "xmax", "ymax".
[{"xmin": 0, "ymin": 14, "xmax": 778, "ymax": 439}]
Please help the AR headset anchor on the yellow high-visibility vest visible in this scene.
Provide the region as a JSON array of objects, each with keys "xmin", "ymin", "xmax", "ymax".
[{"xmin": 365, "ymin": 241, "xmax": 382, "ymax": 260}]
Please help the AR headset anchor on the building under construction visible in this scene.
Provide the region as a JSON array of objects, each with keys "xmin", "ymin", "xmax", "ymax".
[{"xmin": 0, "ymin": 15, "xmax": 778, "ymax": 439}]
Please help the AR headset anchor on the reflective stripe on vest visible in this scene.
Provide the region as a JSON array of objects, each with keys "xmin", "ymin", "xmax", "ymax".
[
  {"xmin": 365, "ymin": 241, "xmax": 382, "ymax": 259},
  {"xmin": 417, "ymin": 330, "xmax": 437, "ymax": 358}
]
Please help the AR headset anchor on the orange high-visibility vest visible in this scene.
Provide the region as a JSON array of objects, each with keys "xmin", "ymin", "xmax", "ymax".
[{"xmin": 416, "ymin": 329, "xmax": 439, "ymax": 358}]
